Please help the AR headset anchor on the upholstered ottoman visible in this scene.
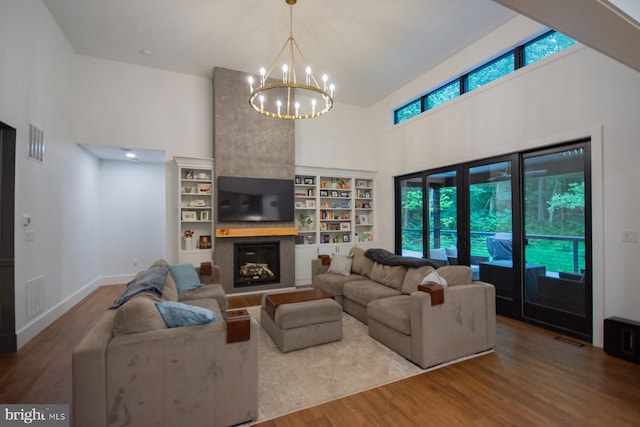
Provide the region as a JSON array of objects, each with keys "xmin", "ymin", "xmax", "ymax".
[{"xmin": 260, "ymin": 289, "xmax": 343, "ymax": 352}]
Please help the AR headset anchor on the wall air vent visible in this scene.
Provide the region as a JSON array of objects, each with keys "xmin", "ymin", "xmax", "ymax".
[{"xmin": 28, "ymin": 122, "xmax": 44, "ymax": 163}]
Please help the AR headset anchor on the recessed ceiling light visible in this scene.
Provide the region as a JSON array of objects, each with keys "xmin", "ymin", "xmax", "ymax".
[{"xmin": 126, "ymin": 152, "xmax": 136, "ymax": 158}]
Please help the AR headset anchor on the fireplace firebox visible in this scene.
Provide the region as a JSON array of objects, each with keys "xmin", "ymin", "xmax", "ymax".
[{"xmin": 234, "ymin": 242, "xmax": 280, "ymax": 287}]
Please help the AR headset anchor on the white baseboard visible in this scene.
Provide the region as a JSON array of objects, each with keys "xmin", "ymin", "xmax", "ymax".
[
  {"xmin": 15, "ymin": 273, "xmax": 136, "ymax": 349},
  {"xmin": 16, "ymin": 276, "xmax": 101, "ymax": 349}
]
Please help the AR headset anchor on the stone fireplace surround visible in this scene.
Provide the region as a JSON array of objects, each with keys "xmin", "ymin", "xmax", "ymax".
[{"xmin": 213, "ymin": 67, "xmax": 296, "ymax": 294}]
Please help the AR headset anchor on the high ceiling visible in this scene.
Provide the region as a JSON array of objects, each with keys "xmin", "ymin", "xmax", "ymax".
[
  {"xmin": 41, "ymin": 0, "xmax": 516, "ymax": 107},
  {"xmin": 41, "ymin": 0, "xmax": 640, "ymax": 109}
]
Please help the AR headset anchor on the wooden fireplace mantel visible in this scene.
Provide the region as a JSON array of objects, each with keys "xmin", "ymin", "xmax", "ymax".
[{"xmin": 215, "ymin": 227, "xmax": 299, "ymax": 238}]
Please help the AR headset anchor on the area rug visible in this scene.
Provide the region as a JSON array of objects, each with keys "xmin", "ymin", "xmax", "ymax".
[
  {"xmin": 246, "ymin": 305, "xmax": 493, "ymax": 424},
  {"xmin": 246, "ymin": 305, "xmax": 423, "ymax": 424}
]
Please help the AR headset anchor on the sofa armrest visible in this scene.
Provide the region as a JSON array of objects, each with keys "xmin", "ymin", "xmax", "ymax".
[
  {"xmin": 198, "ymin": 264, "xmax": 221, "ymax": 285},
  {"xmin": 72, "ymin": 310, "xmax": 116, "ymax": 427},
  {"xmin": 409, "ymin": 283, "xmax": 496, "ymax": 368},
  {"xmin": 311, "ymin": 258, "xmax": 329, "ymax": 277},
  {"xmin": 106, "ymin": 318, "xmax": 258, "ymax": 426}
]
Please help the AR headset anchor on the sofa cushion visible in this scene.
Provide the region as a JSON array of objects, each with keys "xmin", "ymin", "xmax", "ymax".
[
  {"xmin": 180, "ymin": 283, "xmax": 228, "ymax": 312},
  {"xmin": 168, "ymin": 263, "xmax": 202, "ymax": 293},
  {"xmin": 152, "ymin": 259, "xmax": 179, "ymax": 301},
  {"xmin": 436, "ymin": 265, "xmax": 473, "ymax": 286},
  {"xmin": 401, "ymin": 265, "xmax": 435, "ymax": 294},
  {"xmin": 327, "ymin": 253, "xmax": 353, "ymax": 276},
  {"xmin": 343, "ymin": 279, "xmax": 403, "ymax": 307},
  {"xmin": 162, "ymin": 272, "xmax": 179, "ymax": 302},
  {"xmin": 369, "ymin": 262, "xmax": 407, "ymax": 291},
  {"xmin": 367, "ymin": 295, "xmax": 411, "ymax": 335},
  {"xmin": 350, "ymin": 246, "xmax": 374, "ymax": 278},
  {"xmin": 113, "ymin": 293, "xmax": 167, "ymax": 336},
  {"xmin": 155, "ymin": 301, "xmax": 217, "ymax": 328},
  {"xmin": 313, "ymin": 273, "xmax": 367, "ymax": 297}
]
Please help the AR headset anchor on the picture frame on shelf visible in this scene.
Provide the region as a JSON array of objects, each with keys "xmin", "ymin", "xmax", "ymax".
[
  {"xmin": 199, "ymin": 235, "xmax": 212, "ymax": 249},
  {"xmin": 197, "ymin": 183, "xmax": 212, "ymax": 194},
  {"xmin": 320, "ymin": 222, "xmax": 327, "ymax": 231},
  {"xmin": 357, "ymin": 180, "xmax": 367, "ymax": 188},
  {"xmin": 304, "ymin": 177, "xmax": 315, "ymax": 185},
  {"xmin": 339, "ymin": 191, "xmax": 349, "ymax": 198},
  {"xmin": 200, "ymin": 211, "xmax": 209, "ymax": 221},
  {"xmin": 295, "ymin": 201, "xmax": 304, "ymax": 209},
  {"xmin": 306, "ymin": 234, "xmax": 315, "ymax": 244},
  {"xmin": 364, "ymin": 190, "xmax": 372, "ymax": 198},
  {"xmin": 330, "ymin": 190, "xmax": 339, "ymax": 198},
  {"xmin": 320, "ymin": 190, "xmax": 329, "ymax": 197},
  {"xmin": 305, "ymin": 200, "xmax": 316, "ymax": 208},
  {"xmin": 359, "ymin": 214, "xmax": 369, "ymax": 224},
  {"xmin": 340, "ymin": 223, "xmax": 351, "ymax": 231},
  {"xmin": 295, "ymin": 176, "xmax": 302, "ymax": 184},
  {"xmin": 343, "ymin": 234, "xmax": 350, "ymax": 243},
  {"xmin": 182, "ymin": 211, "xmax": 197, "ymax": 221}
]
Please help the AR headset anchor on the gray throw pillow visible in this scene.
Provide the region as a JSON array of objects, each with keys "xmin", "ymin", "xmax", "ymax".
[{"xmin": 327, "ymin": 253, "xmax": 353, "ymax": 276}]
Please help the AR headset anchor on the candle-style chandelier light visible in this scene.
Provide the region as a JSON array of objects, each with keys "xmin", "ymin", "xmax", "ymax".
[{"xmin": 248, "ymin": 0, "xmax": 334, "ymax": 120}]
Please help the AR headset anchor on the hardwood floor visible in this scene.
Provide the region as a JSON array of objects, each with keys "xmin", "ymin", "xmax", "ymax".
[{"xmin": 1, "ymin": 285, "xmax": 639, "ymax": 426}]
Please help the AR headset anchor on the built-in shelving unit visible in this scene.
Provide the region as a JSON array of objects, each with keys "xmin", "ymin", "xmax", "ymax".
[
  {"xmin": 174, "ymin": 156, "xmax": 214, "ymax": 265},
  {"xmin": 294, "ymin": 167, "xmax": 376, "ymax": 285}
]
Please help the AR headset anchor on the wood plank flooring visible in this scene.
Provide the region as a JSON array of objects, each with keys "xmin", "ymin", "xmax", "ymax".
[{"xmin": 1, "ymin": 285, "xmax": 639, "ymax": 427}]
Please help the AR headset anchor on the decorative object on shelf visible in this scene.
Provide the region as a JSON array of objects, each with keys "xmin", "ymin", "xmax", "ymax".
[
  {"xmin": 198, "ymin": 172, "xmax": 208, "ymax": 180},
  {"xmin": 197, "ymin": 183, "xmax": 212, "ymax": 194},
  {"xmin": 184, "ymin": 185, "xmax": 192, "ymax": 193},
  {"xmin": 295, "ymin": 176, "xmax": 302, "ymax": 184},
  {"xmin": 305, "ymin": 200, "xmax": 316, "ymax": 208},
  {"xmin": 304, "ymin": 177, "xmax": 314, "ymax": 185},
  {"xmin": 199, "ymin": 235, "xmax": 212, "ymax": 249},
  {"xmin": 247, "ymin": 0, "xmax": 334, "ymax": 120},
  {"xmin": 185, "ymin": 170, "xmax": 194, "ymax": 179},
  {"xmin": 189, "ymin": 199, "xmax": 206, "ymax": 207},
  {"xmin": 184, "ymin": 230, "xmax": 194, "ymax": 250},
  {"xmin": 297, "ymin": 212, "xmax": 313, "ymax": 231},
  {"xmin": 182, "ymin": 211, "xmax": 197, "ymax": 221},
  {"xmin": 200, "ymin": 211, "xmax": 209, "ymax": 221}
]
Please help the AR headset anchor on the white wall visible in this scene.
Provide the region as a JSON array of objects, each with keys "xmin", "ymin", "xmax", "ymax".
[
  {"xmin": 98, "ymin": 160, "xmax": 166, "ymax": 280},
  {"xmin": 0, "ymin": 0, "xmax": 102, "ymax": 347},
  {"xmin": 71, "ymin": 56, "xmax": 214, "ymax": 267},
  {"xmin": 368, "ymin": 15, "xmax": 640, "ymax": 346}
]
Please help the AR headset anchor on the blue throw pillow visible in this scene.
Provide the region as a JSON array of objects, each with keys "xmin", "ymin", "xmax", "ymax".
[
  {"xmin": 155, "ymin": 301, "xmax": 217, "ymax": 328},
  {"xmin": 168, "ymin": 263, "xmax": 201, "ymax": 293}
]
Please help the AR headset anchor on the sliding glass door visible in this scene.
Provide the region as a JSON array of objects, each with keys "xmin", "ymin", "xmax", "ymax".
[
  {"xmin": 522, "ymin": 143, "xmax": 591, "ymax": 338},
  {"xmin": 466, "ymin": 155, "xmax": 521, "ymax": 317},
  {"xmin": 395, "ymin": 140, "xmax": 592, "ymax": 340},
  {"xmin": 396, "ymin": 169, "xmax": 458, "ymax": 263}
]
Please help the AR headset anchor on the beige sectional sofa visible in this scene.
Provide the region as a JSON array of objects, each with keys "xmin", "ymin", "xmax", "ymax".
[
  {"xmin": 72, "ymin": 260, "xmax": 258, "ymax": 427},
  {"xmin": 312, "ymin": 247, "xmax": 496, "ymax": 368}
]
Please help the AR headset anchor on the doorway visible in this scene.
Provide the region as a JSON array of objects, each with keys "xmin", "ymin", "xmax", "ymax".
[{"xmin": 0, "ymin": 121, "xmax": 16, "ymax": 351}]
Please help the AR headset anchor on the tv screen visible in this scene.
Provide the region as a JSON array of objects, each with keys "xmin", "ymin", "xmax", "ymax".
[{"xmin": 217, "ymin": 176, "xmax": 294, "ymax": 222}]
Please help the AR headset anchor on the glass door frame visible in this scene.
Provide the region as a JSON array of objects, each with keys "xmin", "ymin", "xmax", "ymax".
[
  {"xmin": 462, "ymin": 154, "xmax": 523, "ymax": 318},
  {"xmin": 521, "ymin": 141, "xmax": 593, "ymax": 340}
]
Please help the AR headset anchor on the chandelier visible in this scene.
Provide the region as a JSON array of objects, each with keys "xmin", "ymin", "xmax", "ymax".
[{"xmin": 248, "ymin": 0, "xmax": 334, "ymax": 120}]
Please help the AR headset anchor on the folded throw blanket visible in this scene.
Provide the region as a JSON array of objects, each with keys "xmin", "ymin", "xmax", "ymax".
[
  {"xmin": 110, "ymin": 265, "xmax": 168, "ymax": 309},
  {"xmin": 364, "ymin": 248, "xmax": 442, "ymax": 268}
]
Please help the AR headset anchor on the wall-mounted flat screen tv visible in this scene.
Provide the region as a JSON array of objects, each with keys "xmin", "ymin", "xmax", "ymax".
[{"xmin": 217, "ymin": 176, "xmax": 294, "ymax": 222}]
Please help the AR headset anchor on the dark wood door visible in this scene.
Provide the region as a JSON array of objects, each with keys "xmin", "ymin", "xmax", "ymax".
[{"xmin": 0, "ymin": 122, "xmax": 16, "ymax": 351}]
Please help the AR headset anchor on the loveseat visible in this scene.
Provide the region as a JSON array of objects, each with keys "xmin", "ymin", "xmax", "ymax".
[
  {"xmin": 312, "ymin": 247, "xmax": 496, "ymax": 368},
  {"xmin": 72, "ymin": 260, "xmax": 258, "ymax": 427}
]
